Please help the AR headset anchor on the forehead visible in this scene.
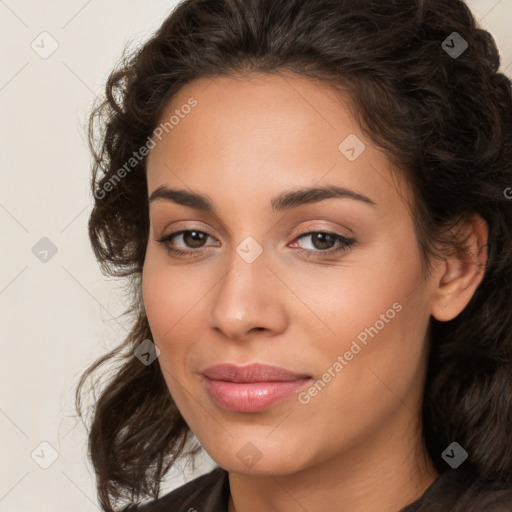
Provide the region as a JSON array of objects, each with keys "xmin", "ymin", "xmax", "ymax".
[
  {"xmin": 148, "ymin": 72, "xmax": 354, "ymax": 168},
  {"xmin": 156, "ymin": 72, "xmax": 352, "ymax": 147},
  {"xmin": 145, "ymin": 72, "xmax": 409, "ymax": 213}
]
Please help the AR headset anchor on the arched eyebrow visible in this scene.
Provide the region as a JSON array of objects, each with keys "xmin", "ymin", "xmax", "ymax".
[{"xmin": 148, "ymin": 184, "xmax": 377, "ymax": 213}]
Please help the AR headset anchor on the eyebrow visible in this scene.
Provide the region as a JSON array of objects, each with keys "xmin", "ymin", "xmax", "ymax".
[{"xmin": 148, "ymin": 184, "xmax": 377, "ymax": 213}]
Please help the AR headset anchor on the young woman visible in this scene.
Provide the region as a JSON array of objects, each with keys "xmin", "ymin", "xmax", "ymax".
[{"xmin": 77, "ymin": 0, "xmax": 512, "ymax": 510}]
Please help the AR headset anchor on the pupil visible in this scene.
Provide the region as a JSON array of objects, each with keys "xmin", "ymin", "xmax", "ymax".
[
  {"xmin": 185, "ymin": 231, "xmax": 205, "ymax": 248},
  {"xmin": 313, "ymin": 233, "xmax": 334, "ymax": 250}
]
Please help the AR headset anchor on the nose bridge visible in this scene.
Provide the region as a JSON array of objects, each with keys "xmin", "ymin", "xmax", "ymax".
[{"xmin": 209, "ymin": 236, "xmax": 287, "ymax": 338}]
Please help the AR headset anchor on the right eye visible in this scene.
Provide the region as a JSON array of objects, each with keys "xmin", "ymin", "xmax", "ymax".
[{"xmin": 155, "ymin": 229, "xmax": 219, "ymax": 256}]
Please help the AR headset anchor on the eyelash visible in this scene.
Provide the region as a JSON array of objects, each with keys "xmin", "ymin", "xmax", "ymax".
[{"xmin": 155, "ymin": 229, "xmax": 356, "ymax": 260}]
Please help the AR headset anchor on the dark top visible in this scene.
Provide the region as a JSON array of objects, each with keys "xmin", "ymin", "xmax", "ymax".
[{"xmin": 123, "ymin": 466, "xmax": 512, "ymax": 511}]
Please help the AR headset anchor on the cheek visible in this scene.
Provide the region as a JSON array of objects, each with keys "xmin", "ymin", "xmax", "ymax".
[
  {"xmin": 141, "ymin": 252, "xmax": 212, "ymax": 382},
  {"xmin": 142, "ymin": 252, "xmax": 204, "ymax": 338},
  {"xmin": 142, "ymin": 257, "xmax": 174, "ymax": 334},
  {"xmin": 142, "ymin": 257, "xmax": 190, "ymax": 389},
  {"xmin": 299, "ymin": 237, "xmax": 421, "ymax": 350},
  {"xmin": 301, "ymin": 235, "xmax": 428, "ymax": 402}
]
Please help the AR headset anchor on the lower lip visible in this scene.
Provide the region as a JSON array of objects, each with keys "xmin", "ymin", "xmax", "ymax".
[{"xmin": 202, "ymin": 377, "xmax": 311, "ymax": 412}]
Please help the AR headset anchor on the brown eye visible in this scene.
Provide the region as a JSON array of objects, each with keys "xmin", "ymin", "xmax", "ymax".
[
  {"xmin": 180, "ymin": 230, "xmax": 208, "ymax": 248},
  {"xmin": 156, "ymin": 229, "xmax": 216, "ymax": 256},
  {"xmin": 291, "ymin": 231, "xmax": 356, "ymax": 260},
  {"xmin": 308, "ymin": 232, "xmax": 336, "ymax": 250}
]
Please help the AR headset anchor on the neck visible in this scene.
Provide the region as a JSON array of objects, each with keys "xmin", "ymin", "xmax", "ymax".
[{"xmin": 227, "ymin": 411, "xmax": 439, "ymax": 512}]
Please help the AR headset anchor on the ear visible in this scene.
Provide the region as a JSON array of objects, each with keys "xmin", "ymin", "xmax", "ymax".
[{"xmin": 431, "ymin": 214, "xmax": 488, "ymax": 322}]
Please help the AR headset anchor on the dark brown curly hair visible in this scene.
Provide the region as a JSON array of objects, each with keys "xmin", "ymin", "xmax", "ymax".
[{"xmin": 76, "ymin": 0, "xmax": 512, "ymax": 510}]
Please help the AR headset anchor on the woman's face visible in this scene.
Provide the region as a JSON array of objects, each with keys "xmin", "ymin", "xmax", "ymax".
[{"xmin": 143, "ymin": 72, "xmax": 438, "ymax": 476}]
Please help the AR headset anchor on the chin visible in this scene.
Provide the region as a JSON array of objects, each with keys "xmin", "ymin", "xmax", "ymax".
[{"xmin": 206, "ymin": 444, "xmax": 310, "ymax": 477}]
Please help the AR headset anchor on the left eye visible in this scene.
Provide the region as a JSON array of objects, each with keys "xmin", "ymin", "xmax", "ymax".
[{"xmin": 292, "ymin": 231, "xmax": 353, "ymax": 252}]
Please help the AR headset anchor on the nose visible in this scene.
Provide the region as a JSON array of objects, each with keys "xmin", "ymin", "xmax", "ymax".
[{"xmin": 208, "ymin": 247, "xmax": 288, "ymax": 340}]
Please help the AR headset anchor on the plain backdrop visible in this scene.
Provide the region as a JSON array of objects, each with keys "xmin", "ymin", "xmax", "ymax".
[{"xmin": 1, "ymin": 1, "xmax": 511, "ymax": 511}]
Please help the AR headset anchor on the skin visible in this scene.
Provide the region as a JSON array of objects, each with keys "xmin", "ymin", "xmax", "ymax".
[{"xmin": 142, "ymin": 72, "xmax": 488, "ymax": 512}]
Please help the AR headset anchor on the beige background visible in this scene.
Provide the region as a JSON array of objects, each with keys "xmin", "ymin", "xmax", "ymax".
[{"xmin": 1, "ymin": 1, "xmax": 511, "ymax": 510}]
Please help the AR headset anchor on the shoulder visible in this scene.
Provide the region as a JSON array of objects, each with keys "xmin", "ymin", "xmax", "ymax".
[
  {"xmin": 457, "ymin": 479, "xmax": 512, "ymax": 512},
  {"xmin": 122, "ymin": 466, "xmax": 230, "ymax": 512},
  {"xmin": 402, "ymin": 469, "xmax": 512, "ymax": 512}
]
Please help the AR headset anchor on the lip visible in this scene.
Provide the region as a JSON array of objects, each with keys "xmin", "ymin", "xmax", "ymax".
[{"xmin": 201, "ymin": 363, "xmax": 312, "ymax": 413}]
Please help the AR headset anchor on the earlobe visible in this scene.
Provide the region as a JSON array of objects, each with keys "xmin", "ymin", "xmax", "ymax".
[{"xmin": 431, "ymin": 214, "xmax": 488, "ymax": 322}]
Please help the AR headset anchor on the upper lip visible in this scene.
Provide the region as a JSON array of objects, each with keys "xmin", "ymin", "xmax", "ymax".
[{"xmin": 202, "ymin": 363, "xmax": 311, "ymax": 383}]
